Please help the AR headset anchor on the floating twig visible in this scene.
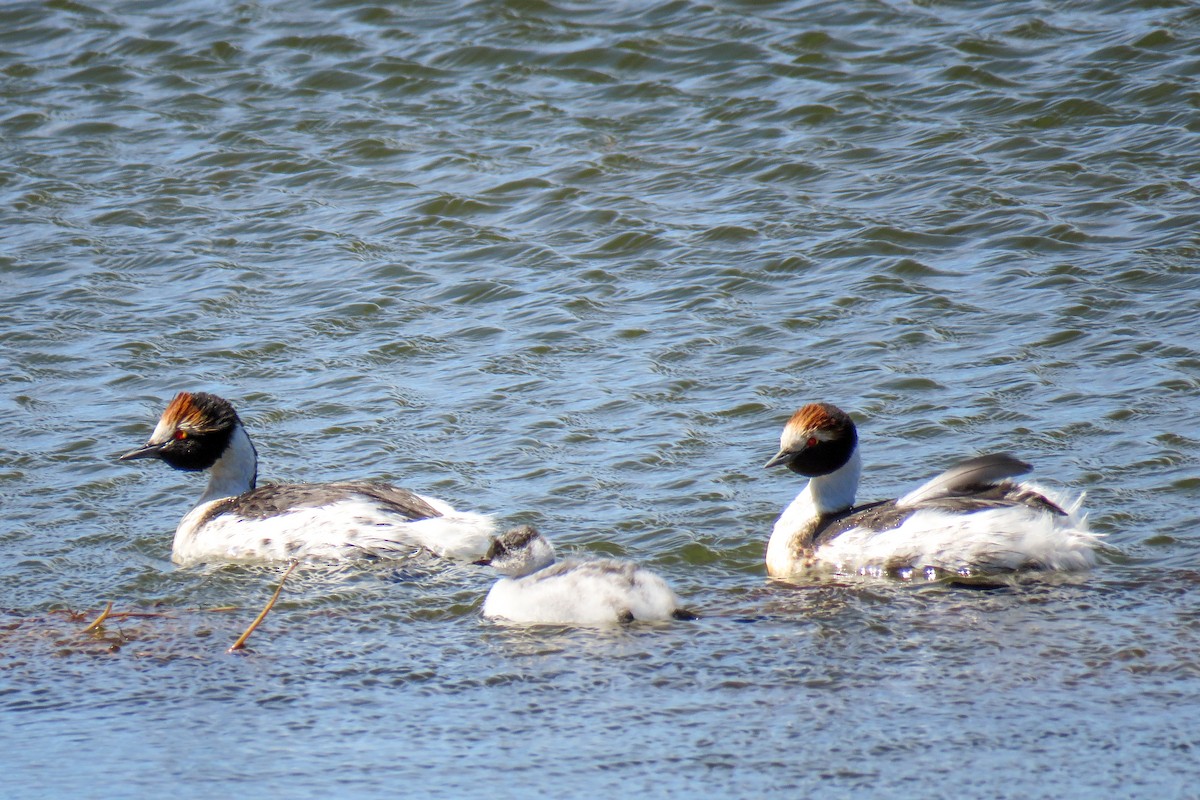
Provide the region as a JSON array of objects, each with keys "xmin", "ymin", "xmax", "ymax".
[
  {"xmin": 228, "ymin": 560, "xmax": 298, "ymax": 653},
  {"xmin": 81, "ymin": 603, "xmax": 173, "ymax": 634},
  {"xmin": 82, "ymin": 601, "xmax": 114, "ymax": 632}
]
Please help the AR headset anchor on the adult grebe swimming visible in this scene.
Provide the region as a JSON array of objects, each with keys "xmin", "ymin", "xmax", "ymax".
[
  {"xmin": 120, "ymin": 391, "xmax": 496, "ymax": 565},
  {"xmin": 475, "ymin": 526, "xmax": 696, "ymax": 625},
  {"xmin": 764, "ymin": 402, "xmax": 1097, "ymax": 578}
]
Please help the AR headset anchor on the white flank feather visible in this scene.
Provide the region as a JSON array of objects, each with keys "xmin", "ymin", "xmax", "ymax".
[
  {"xmin": 814, "ymin": 483, "xmax": 1097, "ymax": 576},
  {"xmin": 173, "ymin": 494, "xmax": 496, "ymax": 565}
]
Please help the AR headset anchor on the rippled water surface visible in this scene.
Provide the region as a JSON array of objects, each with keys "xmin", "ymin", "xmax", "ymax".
[{"xmin": 3, "ymin": 0, "xmax": 1199, "ymax": 796}]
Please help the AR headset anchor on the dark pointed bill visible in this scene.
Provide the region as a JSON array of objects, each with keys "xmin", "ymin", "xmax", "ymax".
[
  {"xmin": 119, "ymin": 442, "xmax": 165, "ymax": 461},
  {"xmin": 473, "ymin": 542, "xmax": 498, "ymax": 566},
  {"xmin": 764, "ymin": 448, "xmax": 793, "ymax": 469}
]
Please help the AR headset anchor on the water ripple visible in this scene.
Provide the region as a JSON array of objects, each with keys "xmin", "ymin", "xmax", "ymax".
[{"xmin": 2, "ymin": 0, "xmax": 1200, "ymax": 796}]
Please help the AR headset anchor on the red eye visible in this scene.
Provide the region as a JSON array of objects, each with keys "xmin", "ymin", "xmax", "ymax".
[
  {"xmin": 806, "ymin": 437, "xmax": 818, "ymax": 448},
  {"xmin": 174, "ymin": 430, "xmax": 188, "ymax": 440}
]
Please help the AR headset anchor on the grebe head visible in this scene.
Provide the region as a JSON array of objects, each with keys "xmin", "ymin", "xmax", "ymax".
[
  {"xmin": 474, "ymin": 525, "xmax": 556, "ymax": 577},
  {"xmin": 120, "ymin": 391, "xmax": 243, "ymax": 472},
  {"xmin": 764, "ymin": 402, "xmax": 858, "ymax": 477}
]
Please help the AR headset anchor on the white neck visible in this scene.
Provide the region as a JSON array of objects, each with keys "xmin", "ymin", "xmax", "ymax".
[
  {"xmin": 197, "ymin": 423, "xmax": 258, "ymax": 506},
  {"xmin": 766, "ymin": 449, "xmax": 862, "ymax": 576},
  {"xmin": 805, "ymin": 448, "xmax": 862, "ymax": 515},
  {"xmin": 503, "ymin": 537, "xmax": 557, "ymax": 578}
]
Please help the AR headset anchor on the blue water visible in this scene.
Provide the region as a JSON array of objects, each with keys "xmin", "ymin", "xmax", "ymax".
[{"xmin": 3, "ymin": 0, "xmax": 1199, "ymax": 797}]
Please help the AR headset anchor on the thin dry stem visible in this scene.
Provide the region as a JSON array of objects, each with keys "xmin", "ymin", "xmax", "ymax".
[
  {"xmin": 82, "ymin": 601, "xmax": 114, "ymax": 632},
  {"xmin": 228, "ymin": 560, "xmax": 299, "ymax": 653}
]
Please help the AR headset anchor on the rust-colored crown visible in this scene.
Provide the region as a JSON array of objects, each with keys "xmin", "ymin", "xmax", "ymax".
[
  {"xmin": 785, "ymin": 402, "xmax": 851, "ymax": 436},
  {"xmin": 159, "ymin": 391, "xmax": 237, "ymax": 434}
]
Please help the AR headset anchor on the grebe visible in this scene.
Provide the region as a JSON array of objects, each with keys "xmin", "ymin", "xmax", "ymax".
[
  {"xmin": 120, "ymin": 391, "xmax": 496, "ymax": 565},
  {"xmin": 475, "ymin": 526, "xmax": 696, "ymax": 625},
  {"xmin": 764, "ymin": 402, "xmax": 1097, "ymax": 578}
]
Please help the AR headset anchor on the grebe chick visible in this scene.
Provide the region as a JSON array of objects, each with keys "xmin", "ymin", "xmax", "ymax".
[
  {"xmin": 764, "ymin": 402, "xmax": 1097, "ymax": 578},
  {"xmin": 120, "ymin": 391, "xmax": 496, "ymax": 565},
  {"xmin": 475, "ymin": 526, "xmax": 696, "ymax": 625}
]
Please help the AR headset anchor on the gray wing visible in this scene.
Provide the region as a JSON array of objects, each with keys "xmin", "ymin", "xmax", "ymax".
[
  {"xmin": 896, "ymin": 453, "xmax": 1032, "ymax": 507},
  {"xmin": 203, "ymin": 481, "xmax": 443, "ymax": 523},
  {"xmin": 812, "ymin": 500, "xmax": 908, "ymax": 547},
  {"xmin": 812, "ymin": 454, "xmax": 1065, "ymax": 547}
]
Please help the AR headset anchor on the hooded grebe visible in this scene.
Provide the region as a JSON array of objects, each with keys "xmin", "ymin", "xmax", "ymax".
[
  {"xmin": 764, "ymin": 402, "xmax": 1097, "ymax": 578},
  {"xmin": 120, "ymin": 391, "xmax": 496, "ymax": 565}
]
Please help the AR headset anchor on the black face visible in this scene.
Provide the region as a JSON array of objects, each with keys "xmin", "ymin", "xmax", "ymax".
[
  {"xmin": 781, "ymin": 429, "xmax": 857, "ymax": 477},
  {"xmin": 152, "ymin": 424, "xmax": 236, "ymax": 472},
  {"xmin": 120, "ymin": 392, "xmax": 241, "ymax": 473}
]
